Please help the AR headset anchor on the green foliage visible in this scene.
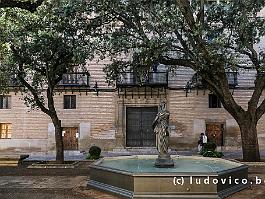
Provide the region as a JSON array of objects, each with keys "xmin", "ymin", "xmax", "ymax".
[
  {"xmin": 199, "ymin": 142, "xmax": 223, "ymax": 158},
  {"xmin": 199, "ymin": 142, "xmax": 216, "ymax": 155},
  {"xmin": 92, "ymin": 0, "xmax": 265, "ymax": 87},
  {"xmin": 0, "ymin": 0, "xmax": 44, "ymax": 12},
  {"xmin": 201, "ymin": 151, "xmax": 224, "ymax": 158},
  {"xmin": 87, "ymin": 146, "xmax": 101, "ymax": 160},
  {"xmin": 0, "ymin": 0, "xmax": 96, "ymax": 109},
  {"xmin": 203, "ymin": 142, "xmax": 217, "ymax": 152},
  {"xmin": 0, "ymin": 36, "xmax": 11, "ymax": 93}
]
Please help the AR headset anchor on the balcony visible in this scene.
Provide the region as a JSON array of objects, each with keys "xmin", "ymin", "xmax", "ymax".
[
  {"xmin": 185, "ymin": 71, "xmax": 238, "ymax": 95},
  {"xmin": 58, "ymin": 72, "xmax": 90, "ymax": 87},
  {"xmin": 116, "ymin": 72, "xmax": 168, "ymax": 88}
]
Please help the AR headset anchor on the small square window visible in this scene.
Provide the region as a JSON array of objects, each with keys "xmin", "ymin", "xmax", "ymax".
[
  {"xmin": 0, "ymin": 123, "xmax": 12, "ymax": 139},
  {"xmin": 64, "ymin": 95, "xmax": 76, "ymax": 109},
  {"xmin": 209, "ymin": 94, "xmax": 221, "ymax": 108},
  {"xmin": 0, "ymin": 96, "xmax": 11, "ymax": 109}
]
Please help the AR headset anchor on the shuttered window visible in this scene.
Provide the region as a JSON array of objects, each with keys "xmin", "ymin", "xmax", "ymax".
[
  {"xmin": 0, "ymin": 96, "xmax": 11, "ymax": 109},
  {"xmin": 64, "ymin": 95, "xmax": 76, "ymax": 109},
  {"xmin": 0, "ymin": 124, "xmax": 12, "ymax": 139}
]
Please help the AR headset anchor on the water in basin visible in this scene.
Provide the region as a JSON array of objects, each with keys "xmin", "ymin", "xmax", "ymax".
[{"xmin": 99, "ymin": 156, "xmax": 241, "ymax": 173}]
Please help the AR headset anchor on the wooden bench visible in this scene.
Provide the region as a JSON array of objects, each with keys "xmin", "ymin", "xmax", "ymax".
[{"xmin": 0, "ymin": 155, "xmax": 29, "ymax": 167}]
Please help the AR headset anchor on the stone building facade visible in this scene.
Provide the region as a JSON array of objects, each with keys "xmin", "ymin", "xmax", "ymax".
[{"xmin": 0, "ymin": 57, "xmax": 264, "ymax": 154}]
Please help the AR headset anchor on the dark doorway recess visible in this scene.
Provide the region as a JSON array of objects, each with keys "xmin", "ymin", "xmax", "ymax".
[{"xmin": 126, "ymin": 107, "xmax": 157, "ymax": 147}]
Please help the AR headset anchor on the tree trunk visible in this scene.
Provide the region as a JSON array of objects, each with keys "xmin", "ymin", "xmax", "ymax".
[
  {"xmin": 203, "ymin": 73, "xmax": 261, "ymax": 162},
  {"xmin": 238, "ymin": 117, "xmax": 260, "ymax": 162},
  {"xmin": 52, "ymin": 118, "xmax": 64, "ymax": 164}
]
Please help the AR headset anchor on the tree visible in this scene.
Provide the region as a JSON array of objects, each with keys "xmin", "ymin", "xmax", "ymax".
[
  {"xmin": 0, "ymin": 43, "xmax": 8, "ymax": 93},
  {"xmin": 0, "ymin": 0, "xmax": 97, "ymax": 163},
  {"xmin": 0, "ymin": 0, "xmax": 44, "ymax": 12},
  {"xmin": 93, "ymin": 0, "xmax": 265, "ymax": 161}
]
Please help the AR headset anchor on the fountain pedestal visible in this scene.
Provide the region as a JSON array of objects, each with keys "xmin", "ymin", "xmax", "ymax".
[{"xmin": 155, "ymin": 154, "xmax": 174, "ymax": 168}]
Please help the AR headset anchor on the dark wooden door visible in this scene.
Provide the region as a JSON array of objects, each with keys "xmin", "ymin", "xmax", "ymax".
[
  {"xmin": 206, "ymin": 123, "xmax": 224, "ymax": 146},
  {"xmin": 63, "ymin": 127, "xmax": 78, "ymax": 150},
  {"xmin": 126, "ymin": 107, "xmax": 157, "ymax": 147}
]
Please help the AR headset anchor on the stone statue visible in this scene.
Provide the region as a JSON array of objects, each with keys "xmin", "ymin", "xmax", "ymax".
[
  {"xmin": 152, "ymin": 101, "xmax": 174, "ymax": 168},
  {"xmin": 152, "ymin": 101, "xmax": 170, "ymax": 155}
]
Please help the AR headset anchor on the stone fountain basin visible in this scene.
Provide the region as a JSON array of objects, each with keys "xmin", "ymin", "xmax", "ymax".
[{"xmin": 88, "ymin": 155, "xmax": 248, "ymax": 199}]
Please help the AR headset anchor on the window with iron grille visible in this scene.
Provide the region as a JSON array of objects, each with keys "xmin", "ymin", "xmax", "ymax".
[
  {"xmin": 0, "ymin": 123, "xmax": 12, "ymax": 139},
  {"xmin": 64, "ymin": 95, "xmax": 76, "ymax": 109},
  {"xmin": 0, "ymin": 96, "xmax": 11, "ymax": 109},
  {"xmin": 209, "ymin": 94, "xmax": 221, "ymax": 108}
]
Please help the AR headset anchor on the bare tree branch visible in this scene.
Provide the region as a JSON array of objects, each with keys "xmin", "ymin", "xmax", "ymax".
[
  {"xmin": 176, "ymin": 0, "xmax": 196, "ymax": 29},
  {"xmin": 196, "ymin": 0, "xmax": 205, "ymax": 37},
  {"xmin": 248, "ymin": 74, "xmax": 265, "ymax": 113},
  {"xmin": 257, "ymin": 97, "xmax": 265, "ymax": 120},
  {"xmin": 10, "ymin": 45, "xmax": 50, "ymax": 115},
  {"xmin": 17, "ymin": 67, "xmax": 50, "ymax": 116},
  {"xmin": 246, "ymin": 44, "xmax": 260, "ymax": 69}
]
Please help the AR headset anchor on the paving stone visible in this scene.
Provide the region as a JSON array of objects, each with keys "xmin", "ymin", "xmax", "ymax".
[{"xmin": 0, "ymin": 176, "xmax": 87, "ymax": 189}]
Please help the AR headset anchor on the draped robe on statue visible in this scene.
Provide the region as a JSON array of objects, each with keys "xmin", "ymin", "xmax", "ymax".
[{"xmin": 152, "ymin": 108, "xmax": 170, "ymax": 155}]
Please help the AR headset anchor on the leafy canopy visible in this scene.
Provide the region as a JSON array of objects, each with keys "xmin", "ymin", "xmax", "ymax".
[
  {"xmin": 92, "ymin": 0, "xmax": 265, "ymax": 80},
  {"xmin": 92, "ymin": 0, "xmax": 265, "ymax": 122},
  {"xmin": 0, "ymin": 0, "xmax": 97, "ymax": 110}
]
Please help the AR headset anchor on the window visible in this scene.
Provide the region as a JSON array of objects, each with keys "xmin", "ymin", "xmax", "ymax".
[
  {"xmin": 209, "ymin": 94, "xmax": 221, "ymax": 108},
  {"xmin": 0, "ymin": 96, "xmax": 11, "ymax": 109},
  {"xmin": 64, "ymin": 95, "xmax": 76, "ymax": 109},
  {"xmin": 226, "ymin": 72, "xmax": 238, "ymax": 88},
  {"xmin": 59, "ymin": 72, "xmax": 89, "ymax": 86},
  {"xmin": 0, "ymin": 124, "xmax": 12, "ymax": 139}
]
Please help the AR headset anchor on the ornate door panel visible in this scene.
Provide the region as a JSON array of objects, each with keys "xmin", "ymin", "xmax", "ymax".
[
  {"xmin": 126, "ymin": 107, "xmax": 157, "ymax": 147},
  {"xmin": 206, "ymin": 123, "xmax": 224, "ymax": 146},
  {"xmin": 63, "ymin": 127, "xmax": 78, "ymax": 150}
]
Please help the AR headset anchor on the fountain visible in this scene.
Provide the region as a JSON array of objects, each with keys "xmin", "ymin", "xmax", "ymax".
[{"xmin": 88, "ymin": 102, "xmax": 248, "ymax": 198}]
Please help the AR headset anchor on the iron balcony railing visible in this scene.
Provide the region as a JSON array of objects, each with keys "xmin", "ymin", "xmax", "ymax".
[
  {"xmin": 116, "ymin": 72, "xmax": 168, "ymax": 87},
  {"xmin": 58, "ymin": 72, "xmax": 90, "ymax": 87},
  {"xmin": 186, "ymin": 72, "xmax": 238, "ymax": 90},
  {"xmin": 7, "ymin": 73, "xmax": 90, "ymax": 88}
]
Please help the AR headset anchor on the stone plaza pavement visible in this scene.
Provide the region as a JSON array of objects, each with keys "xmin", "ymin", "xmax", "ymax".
[
  {"xmin": 0, "ymin": 170, "xmax": 120, "ymax": 199},
  {"xmin": 0, "ymin": 175, "xmax": 121, "ymax": 199},
  {"xmin": 1, "ymin": 150, "xmax": 265, "ymax": 199}
]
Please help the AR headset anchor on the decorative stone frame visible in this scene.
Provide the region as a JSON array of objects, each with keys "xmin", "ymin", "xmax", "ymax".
[{"xmin": 115, "ymin": 97, "xmax": 167, "ymax": 149}]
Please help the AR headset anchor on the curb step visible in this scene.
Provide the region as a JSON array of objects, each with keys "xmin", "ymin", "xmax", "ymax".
[{"xmin": 0, "ymin": 155, "xmax": 29, "ymax": 167}]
